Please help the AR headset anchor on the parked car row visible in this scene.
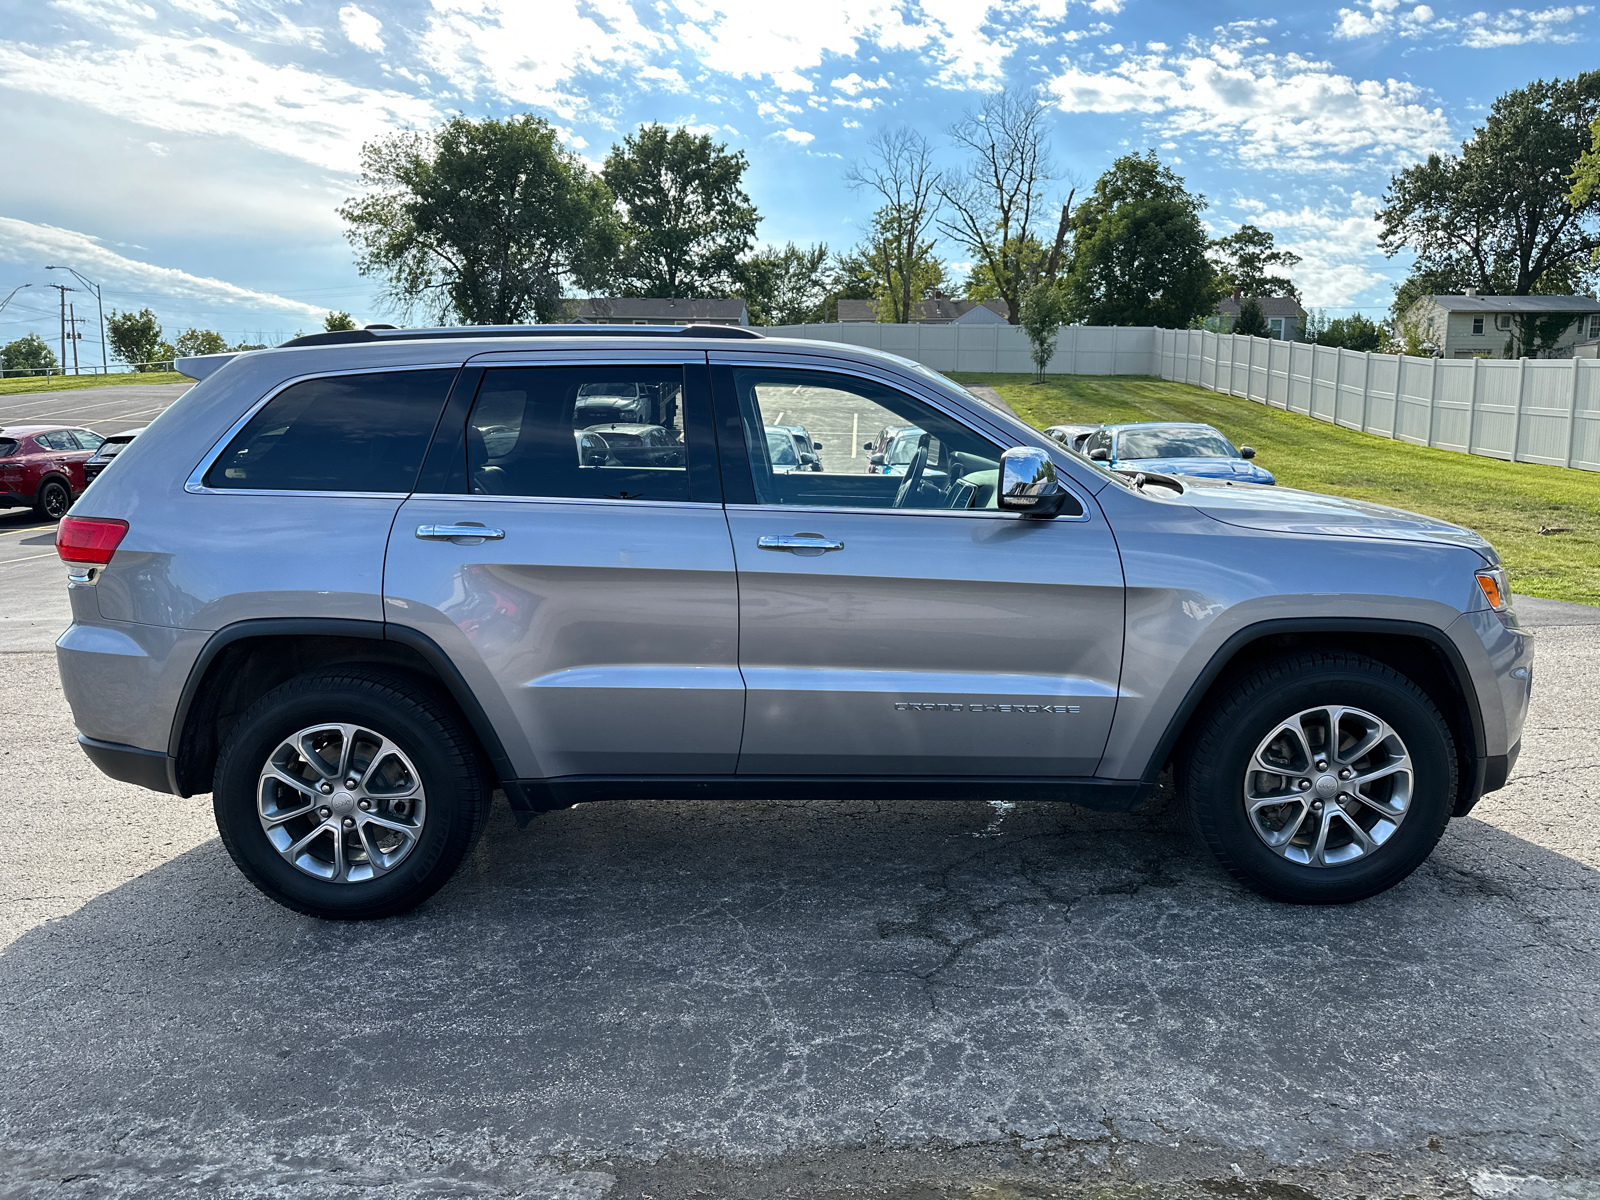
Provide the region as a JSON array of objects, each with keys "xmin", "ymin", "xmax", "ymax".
[{"xmin": 0, "ymin": 424, "xmax": 145, "ymax": 521}]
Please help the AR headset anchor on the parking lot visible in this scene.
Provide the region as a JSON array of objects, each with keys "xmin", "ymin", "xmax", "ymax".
[{"xmin": 2, "ymin": 384, "xmax": 1599, "ymax": 1198}]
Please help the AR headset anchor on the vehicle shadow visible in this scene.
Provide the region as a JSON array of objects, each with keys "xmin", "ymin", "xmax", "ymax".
[{"xmin": 1, "ymin": 784, "xmax": 1597, "ymax": 1195}]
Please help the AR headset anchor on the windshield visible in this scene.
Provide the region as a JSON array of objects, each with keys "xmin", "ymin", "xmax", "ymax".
[
  {"xmin": 886, "ymin": 429, "xmax": 925, "ymax": 465},
  {"xmin": 765, "ymin": 428, "xmax": 798, "ymax": 466},
  {"xmin": 1117, "ymin": 429, "xmax": 1235, "ymax": 460}
]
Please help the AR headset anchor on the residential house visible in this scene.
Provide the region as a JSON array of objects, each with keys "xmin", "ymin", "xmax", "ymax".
[
  {"xmin": 573, "ymin": 297, "xmax": 749, "ymax": 326},
  {"xmin": 1217, "ymin": 293, "xmax": 1307, "ymax": 341},
  {"xmin": 1401, "ymin": 292, "xmax": 1600, "ymax": 358},
  {"xmin": 911, "ymin": 293, "xmax": 1009, "ymax": 324},
  {"xmin": 836, "ymin": 299, "xmax": 878, "ymax": 323}
]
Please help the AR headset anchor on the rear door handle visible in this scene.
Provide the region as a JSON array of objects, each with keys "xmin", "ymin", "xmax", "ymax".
[
  {"xmin": 757, "ymin": 533, "xmax": 843, "ymax": 554},
  {"xmin": 416, "ymin": 523, "xmax": 505, "ymax": 542}
]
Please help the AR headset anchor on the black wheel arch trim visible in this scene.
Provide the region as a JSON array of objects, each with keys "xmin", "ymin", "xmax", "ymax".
[
  {"xmin": 167, "ymin": 617, "xmax": 521, "ymax": 802},
  {"xmin": 1144, "ymin": 616, "xmax": 1490, "ymax": 812}
]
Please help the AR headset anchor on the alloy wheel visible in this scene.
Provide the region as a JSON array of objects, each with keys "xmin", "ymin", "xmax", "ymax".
[
  {"xmin": 1242, "ymin": 704, "xmax": 1413, "ymax": 867},
  {"xmin": 257, "ymin": 722, "xmax": 427, "ymax": 883}
]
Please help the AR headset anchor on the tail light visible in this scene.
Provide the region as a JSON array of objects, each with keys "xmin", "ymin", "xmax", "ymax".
[{"xmin": 56, "ymin": 516, "xmax": 129, "ymax": 565}]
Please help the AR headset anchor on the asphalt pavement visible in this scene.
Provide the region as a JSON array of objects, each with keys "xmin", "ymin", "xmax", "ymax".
[{"xmin": 2, "ymin": 383, "xmax": 1598, "ymax": 1198}]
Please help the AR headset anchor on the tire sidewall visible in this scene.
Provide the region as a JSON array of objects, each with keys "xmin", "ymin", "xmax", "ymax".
[
  {"xmin": 1194, "ymin": 665, "xmax": 1455, "ymax": 903},
  {"xmin": 215, "ymin": 680, "xmax": 472, "ymax": 917}
]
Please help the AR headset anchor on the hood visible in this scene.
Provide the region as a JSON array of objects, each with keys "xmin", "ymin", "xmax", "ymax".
[
  {"xmin": 1124, "ymin": 456, "xmax": 1272, "ymax": 482},
  {"xmin": 1178, "ymin": 476, "xmax": 1497, "ymax": 562}
]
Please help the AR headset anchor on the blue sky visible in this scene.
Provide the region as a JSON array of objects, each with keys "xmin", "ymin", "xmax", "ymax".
[{"xmin": 0, "ymin": 0, "xmax": 1593, "ymax": 358}]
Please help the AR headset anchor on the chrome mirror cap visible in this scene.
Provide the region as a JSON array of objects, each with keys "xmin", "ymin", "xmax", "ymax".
[{"xmin": 999, "ymin": 446, "xmax": 1068, "ymax": 518}]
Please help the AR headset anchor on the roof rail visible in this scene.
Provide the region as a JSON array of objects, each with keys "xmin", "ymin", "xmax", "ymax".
[{"xmin": 280, "ymin": 323, "xmax": 765, "ymax": 348}]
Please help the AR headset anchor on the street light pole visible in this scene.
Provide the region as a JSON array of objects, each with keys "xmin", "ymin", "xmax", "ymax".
[
  {"xmin": 0, "ymin": 283, "xmax": 31, "ymax": 315},
  {"xmin": 47, "ymin": 266, "xmax": 106, "ymax": 375}
]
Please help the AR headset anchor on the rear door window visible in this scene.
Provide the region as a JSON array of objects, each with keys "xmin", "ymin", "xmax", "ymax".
[
  {"xmin": 205, "ymin": 369, "xmax": 456, "ymax": 493},
  {"xmin": 69, "ymin": 429, "xmax": 105, "ymax": 450}
]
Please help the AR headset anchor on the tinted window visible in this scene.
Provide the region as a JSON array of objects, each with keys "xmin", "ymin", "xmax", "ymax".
[
  {"xmin": 71, "ymin": 429, "xmax": 105, "ymax": 450},
  {"xmin": 467, "ymin": 367, "xmax": 690, "ymax": 502},
  {"xmin": 205, "ymin": 370, "xmax": 455, "ymax": 493},
  {"xmin": 1117, "ymin": 429, "xmax": 1235, "ymax": 460},
  {"xmin": 0, "ymin": 440, "xmax": 16, "ymax": 458},
  {"xmin": 730, "ymin": 368, "xmax": 1019, "ymax": 512},
  {"xmin": 36, "ymin": 431, "xmax": 74, "ymax": 451}
]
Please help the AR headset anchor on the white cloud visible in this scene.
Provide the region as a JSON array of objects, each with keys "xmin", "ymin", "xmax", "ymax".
[
  {"xmin": 1334, "ymin": 0, "xmax": 1589, "ymax": 43},
  {"xmin": 338, "ymin": 5, "xmax": 385, "ymax": 53},
  {"xmin": 1047, "ymin": 34, "xmax": 1451, "ymax": 170},
  {"xmin": 830, "ymin": 72, "xmax": 889, "ymax": 95},
  {"xmin": 1227, "ymin": 193, "xmax": 1391, "ymax": 307},
  {"xmin": 776, "ymin": 128, "xmax": 815, "ymax": 144},
  {"xmin": 1458, "ymin": 5, "xmax": 1591, "ymax": 45},
  {"xmin": 0, "ymin": 32, "xmax": 440, "ymax": 172},
  {"xmin": 0, "ymin": 216, "xmax": 327, "ymax": 321}
]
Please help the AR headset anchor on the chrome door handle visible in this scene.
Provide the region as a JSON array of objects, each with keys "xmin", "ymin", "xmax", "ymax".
[
  {"xmin": 416, "ymin": 523, "xmax": 505, "ymax": 542},
  {"xmin": 757, "ymin": 533, "xmax": 843, "ymax": 554}
]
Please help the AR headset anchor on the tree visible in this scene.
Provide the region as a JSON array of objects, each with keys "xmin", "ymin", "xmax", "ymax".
[
  {"xmin": 1, "ymin": 333, "xmax": 57, "ymax": 377},
  {"xmin": 602, "ymin": 125, "xmax": 758, "ymax": 298},
  {"xmin": 1018, "ymin": 281, "xmax": 1067, "ymax": 381},
  {"xmin": 107, "ymin": 308, "xmax": 167, "ymax": 371},
  {"xmin": 963, "ymin": 236, "xmax": 1046, "ymax": 302},
  {"xmin": 324, "ymin": 311, "xmax": 357, "ymax": 331},
  {"xmin": 818, "ymin": 248, "xmax": 878, "ymax": 321},
  {"xmin": 845, "ymin": 128, "xmax": 943, "ymax": 323},
  {"xmin": 1378, "ymin": 73, "xmax": 1600, "ymax": 301},
  {"xmin": 1063, "ymin": 151, "xmax": 1221, "ymax": 328},
  {"xmin": 1316, "ymin": 314, "xmax": 1382, "ymax": 351},
  {"xmin": 736, "ymin": 242, "xmax": 833, "ymax": 325},
  {"xmin": 1233, "ymin": 297, "xmax": 1270, "ymax": 338},
  {"xmin": 849, "ymin": 214, "xmax": 947, "ymax": 322},
  {"xmin": 174, "ymin": 329, "xmax": 227, "ymax": 358},
  {"xmin": 937, "ymin": 89, "xmax": 1055, "ymax": 324},
  {"xmin": 339, "ymin": 114, "xmax": 619, "ymax": 325},
  {"xmin": 1210, "ymin": 224, "xmax": 1301, "ymax": 301}
]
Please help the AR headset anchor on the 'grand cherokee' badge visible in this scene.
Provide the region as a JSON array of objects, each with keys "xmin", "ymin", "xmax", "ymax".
[{"xmin": 894, "ymin": 701, "xmax": 1080, "ymax": 713}]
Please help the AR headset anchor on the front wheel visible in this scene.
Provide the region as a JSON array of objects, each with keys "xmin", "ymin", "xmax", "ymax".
[
  {"xmin": 213, "ymin": 669, "xmax": 489, "ymax": 919},
  {"xmin": 1180, "ymin": 652, "xmax": 1457, "ymax": 904}
]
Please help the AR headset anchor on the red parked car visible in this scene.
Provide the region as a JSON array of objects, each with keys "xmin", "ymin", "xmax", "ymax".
[{"xmin": 0, "ymin": 425, "xmax": 106, "ymax": 520}]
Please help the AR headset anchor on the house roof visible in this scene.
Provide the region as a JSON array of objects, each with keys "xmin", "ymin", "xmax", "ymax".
[
  {"xmin": 911, "ymin": 297, "xmax": 1008, "ymax": 323},
  {"xmin": 1422, "ymin": 294, "xmax": 1600, "ymax": 313},
  {"xmin": 836, "ymin": 299, "xmax": 878, "ymax": 322},
  {"xmin": 1217, "ymin": 295, "xmax": 1306, "ymax": 318},
  {"xmin": 574, "ymin": 297, "xmax": 749, "ymax": 322}
]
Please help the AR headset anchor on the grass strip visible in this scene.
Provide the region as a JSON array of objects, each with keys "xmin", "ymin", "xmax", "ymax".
[
  {"xmin": 953, "ymin": 372, "xmax": 1600, "ymax": 606},
  {"xmin": 0, "ymin": 371, "xmax": 192, "ymax": 396}
]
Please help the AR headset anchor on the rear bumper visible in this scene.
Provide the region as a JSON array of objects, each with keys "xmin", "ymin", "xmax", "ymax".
[{"xmin": 77, "ymin": 734, "xmax": 178, "ymax": 794}]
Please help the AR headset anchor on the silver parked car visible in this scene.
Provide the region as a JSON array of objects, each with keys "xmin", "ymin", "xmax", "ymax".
[{"xmin": 55, "ymin": 325, "xmax": 1532, "ymax": 919}]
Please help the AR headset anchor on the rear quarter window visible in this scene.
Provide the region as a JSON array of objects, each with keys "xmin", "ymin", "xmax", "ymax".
[
  {"xmin": 204, "ymin": 369, "xmax": 456, "ymax": 493},
  {"xmin": 0, "ymin": 439, "xmax": 17, "ymax": 458}
]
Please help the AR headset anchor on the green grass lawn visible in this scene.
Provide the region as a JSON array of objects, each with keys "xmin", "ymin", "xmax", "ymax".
[
  {"xmin": 952, "ymin": 372, "xmax": 1600, "ymax": 606},
  {"xmin": 0, "ymin": 370, "xmax": 191, "ymax": 396}
]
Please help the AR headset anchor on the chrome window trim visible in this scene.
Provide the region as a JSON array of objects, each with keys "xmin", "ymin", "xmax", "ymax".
[
  {"xmin": 723, "ymin": 498, "xmax": 1092, "ymax": 524},
  {"xmin": 464, "ymin": 349, "xmax": 709, "ymax": 368},
  {"xmin": 184, "ymin": 363, "xmax": 462, "ymax": 496},
  {"xmin": 405, "ymin": 492, "xmax": 721, "ymax": 512}
]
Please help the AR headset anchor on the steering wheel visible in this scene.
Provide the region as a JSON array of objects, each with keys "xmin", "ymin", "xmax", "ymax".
[{"xmin": 891, "ymin": 434, "xmax": 930, "ymax": 509}]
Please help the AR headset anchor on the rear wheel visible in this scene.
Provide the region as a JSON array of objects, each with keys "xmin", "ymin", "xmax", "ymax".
[
  {"xmin": 34, "ymin": 478, "xmax": 70, "ymax": 520},
  {"xmin": 213, "ymin": 669, "xmax": 489, "ymax": 919},
  {"xmin": 1180, "ymin": 652, "xmax": 1457, "ymax": 904}
]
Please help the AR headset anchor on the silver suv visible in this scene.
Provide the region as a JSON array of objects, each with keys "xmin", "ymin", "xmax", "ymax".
[{"xmin": 54, "ymin": 326, "xmax": 1532, "ymax": 918}]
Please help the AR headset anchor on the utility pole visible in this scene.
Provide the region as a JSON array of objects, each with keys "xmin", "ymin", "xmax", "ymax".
[
  {"xmin": 47, "ymin": 266, "xmax": 105, "ymax": 374},
  {"xmin": 45, "ymin": 283, "xmax": 75, "ymax": 378},
  {"xmin": 68, "ymin": 304, "xmax": 87, "ymax": 374}
]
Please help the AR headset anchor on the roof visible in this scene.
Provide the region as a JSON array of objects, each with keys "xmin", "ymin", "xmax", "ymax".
[
  {"xmin": 574, "ymin": 297, "xmax": 749, "ymax": 322},
  {"xmin": 911, "ymin": 297, "xmax": 1008, "ymax": 323},
  {"xmin": 1420, "ymin": 294, "xmax": 1600, "ymax": 313},
  {"xmin": 1217, "ymin": 296, "xmax": 1306, "ymax": 318},
  {"xmin": 0, "ymin": 425, "xmax": 69, "ymax": 438},
  {"xmin": 836, "ymin": 299, "xmax": 878, "ymax": 322}
]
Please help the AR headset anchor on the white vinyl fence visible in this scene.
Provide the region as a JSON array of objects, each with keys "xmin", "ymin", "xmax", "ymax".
[
  {"xmin": 768, "ymin": 321, "xmax": 1600, "ymax": 473},
  {"xmin": 1156, "ymin": 328, "xmax": 1600, "ymax": 473}
]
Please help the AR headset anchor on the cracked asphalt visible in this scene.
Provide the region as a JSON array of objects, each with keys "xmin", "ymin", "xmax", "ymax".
[{"xmin": 1, "ymin": 590, "xmax": 1597, "ymax": 1199}]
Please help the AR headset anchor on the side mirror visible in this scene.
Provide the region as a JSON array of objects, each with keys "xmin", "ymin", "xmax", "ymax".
[
  {"xmin": 813, "ymin": 441, "xmax": 823, "ymax": 450},
  {"xmin": 999, "ymin": 446, "xmax": 1068, "ymax": 518},
  {"xmin": 862, "ymin": 441, "xmax": 874, "ymax": 451},
  {"xmin": 870, "ymin": 453, "xmax": 885, "ymax": 466},
  {"xmin": 1239, "ymin": 446, "xmax": 1256, "ymax": 460},
  {"xmin": 1089, "ymin": 447, "xmax": 1110, "ymax": 462}
]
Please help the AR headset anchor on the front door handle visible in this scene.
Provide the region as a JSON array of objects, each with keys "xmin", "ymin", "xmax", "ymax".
[
  {"xmin": 756, "ymin": 533, "xmax": 844, "ymax": 554},
  {"xmin": 416, "ymin": 523, "xmax": 505, "ymax": 543}
]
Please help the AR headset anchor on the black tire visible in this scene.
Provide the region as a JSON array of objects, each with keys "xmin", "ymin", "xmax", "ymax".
[
  {"xmin": 213, "ymin": 669, "xmax": 489, "ymax": 919},
  {"xmin": 1179, "ymin": 652, "xmax": 1457, "ymax": 904},
  {"xmin": 34, "ymin": 478, "xmax": 70, "ymax": 520}
]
